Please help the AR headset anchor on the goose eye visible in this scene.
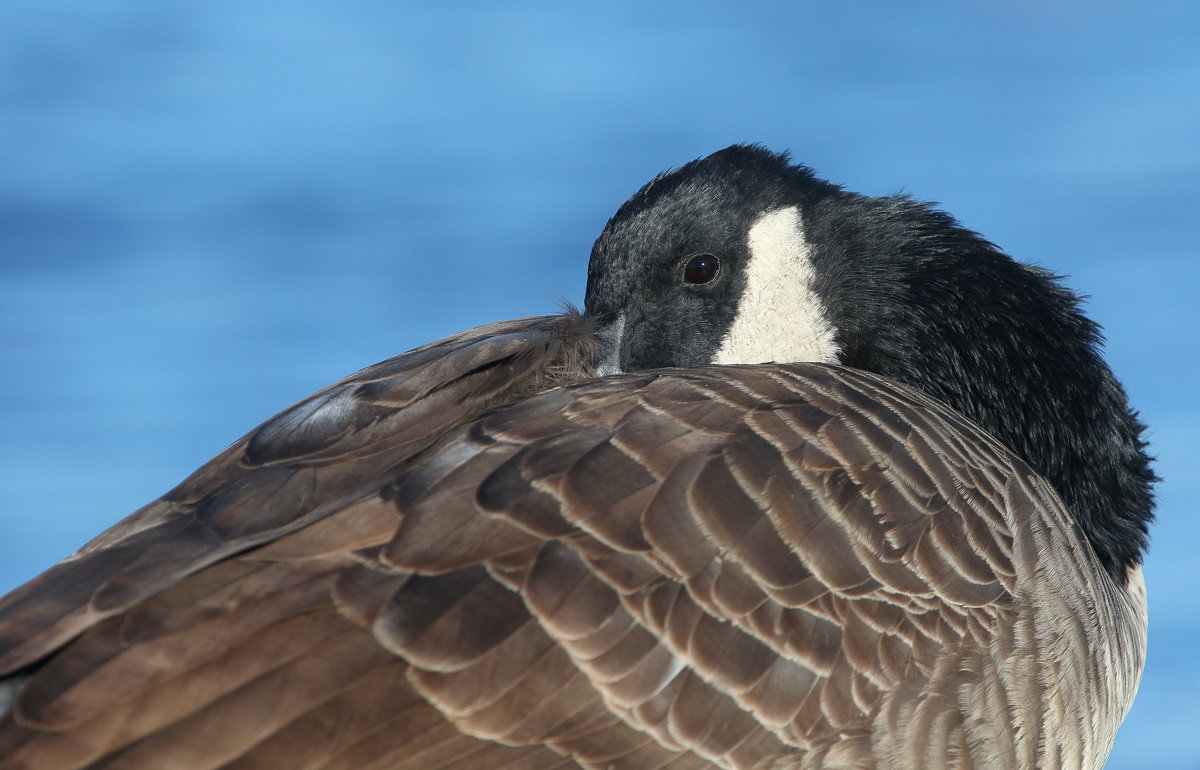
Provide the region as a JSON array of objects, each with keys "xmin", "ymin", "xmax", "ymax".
[{"xmin": 683, "ymin": 253, "xmax": 720, "ymax": 285}]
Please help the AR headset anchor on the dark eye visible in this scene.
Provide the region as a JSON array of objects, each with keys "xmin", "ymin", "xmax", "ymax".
[{"xmin": 683, "ymin": 253, "xmax": 720, "ymax": 285}]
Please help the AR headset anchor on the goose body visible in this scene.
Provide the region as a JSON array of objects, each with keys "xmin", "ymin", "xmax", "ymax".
[{"xmin": 0, "ymin": 146, "xmax": 1154, "ymax": 769}]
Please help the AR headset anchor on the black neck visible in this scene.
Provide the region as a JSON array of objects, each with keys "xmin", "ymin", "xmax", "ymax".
[{"xmin": 811, "ymin": 196, "xmax": 1156, "ymax": 584}]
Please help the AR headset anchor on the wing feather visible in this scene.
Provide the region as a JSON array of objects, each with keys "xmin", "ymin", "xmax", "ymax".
[{"xmin": 0, "ymin": 316, "xmax": 1123, "ymax": 769}]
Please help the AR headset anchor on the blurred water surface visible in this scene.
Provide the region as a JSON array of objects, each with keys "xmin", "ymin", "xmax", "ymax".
[{"xmin": 2, "ymin": 2, "xmax": 1197, "ymax": 766}]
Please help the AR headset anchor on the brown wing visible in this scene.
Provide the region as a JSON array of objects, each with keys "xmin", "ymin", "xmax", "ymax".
[
  {"xmin": 0, "ymin": 315, "xmax": 1070, "ymax": 769},
  {"xmin": 365, "ymin": 363, "xmax": 1038, "ymax": 769}
]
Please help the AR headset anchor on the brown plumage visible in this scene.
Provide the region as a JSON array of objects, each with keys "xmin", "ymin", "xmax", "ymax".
[{"xmin": 0, "ymin": 146, "xmax": 1152, "ymax": 769}]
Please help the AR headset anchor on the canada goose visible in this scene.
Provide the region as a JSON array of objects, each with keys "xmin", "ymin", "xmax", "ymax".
[{"xmin": 0, "ymin": 145, "xmax": 1154, "ymax": 769}]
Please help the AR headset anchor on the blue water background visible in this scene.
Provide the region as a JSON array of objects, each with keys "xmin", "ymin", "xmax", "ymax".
[{"xmin": 2, "ymin": 2, "xmax": 1197, "ymax": 766}]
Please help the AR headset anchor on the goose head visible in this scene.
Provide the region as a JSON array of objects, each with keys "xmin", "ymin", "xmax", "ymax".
[{"xmin": 583, "ymin": 144, "xmax": 1155, "ymax": 584}]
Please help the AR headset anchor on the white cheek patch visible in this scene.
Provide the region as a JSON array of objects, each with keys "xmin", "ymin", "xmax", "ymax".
[
  {"xmin": 712, "ymin": 206, "xmax": 840, "ymax": 365},
  {"xmin": 595, "ymin": 313, "xmax": 626, "ymax": 376}
]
